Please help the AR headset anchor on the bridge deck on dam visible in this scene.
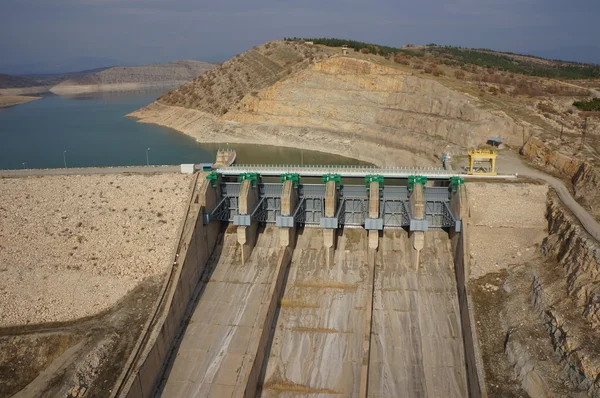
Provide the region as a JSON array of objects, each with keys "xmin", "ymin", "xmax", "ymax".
[
  {"xmin": 261, "ymin": 228, "xmax": 370, "ymax": 397},
  {"xmin": 159, "ymin": 228, "xmax": 280, "ymax": 397},
  {"xmin": 369, "ymin": 230, "xmax": 467, "ymax": 397}
]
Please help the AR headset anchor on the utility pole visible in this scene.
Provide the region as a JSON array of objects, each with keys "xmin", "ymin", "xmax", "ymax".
[
  {"xmin": 63, "ymin": 150, "xmax": 67, "ymax": 168},
  {"xmin": 146, "ymin": 148, "xmax": 150, "ymax": 166}
]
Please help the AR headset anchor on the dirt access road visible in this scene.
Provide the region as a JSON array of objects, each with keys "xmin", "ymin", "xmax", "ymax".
[{"xmin": 498, "ymin": 150, "xmax": 600, "ymax": 242}]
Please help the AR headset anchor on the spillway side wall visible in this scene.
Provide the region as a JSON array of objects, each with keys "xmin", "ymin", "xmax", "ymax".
[
  {"xmin": 451, "ymin": 186, "xmax": 487, "ymax": 398},
  {"xmin": 121, "ymin": 179, "xmax": 221, "ymax": 398}
]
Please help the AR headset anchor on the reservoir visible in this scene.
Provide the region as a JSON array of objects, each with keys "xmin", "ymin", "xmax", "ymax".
[{"xmin": 0, "ymin": 90, "xmax": 363, "ymax": 170}]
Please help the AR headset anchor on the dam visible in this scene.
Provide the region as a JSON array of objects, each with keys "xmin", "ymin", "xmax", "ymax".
[{"xmin": 116, "ymin": 150, "xmax": 480, "ymax": 398}]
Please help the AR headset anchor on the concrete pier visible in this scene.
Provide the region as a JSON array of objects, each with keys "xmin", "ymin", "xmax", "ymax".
[
  {"xmin": 279, "ymin": 180, "xmax": 297, "ymax": 248},
  {"xmin": 323, "ymin": 180, "xmax": 338, "ymax": 264},
  {"xmin": 409, "ymin": 182, "xmax": 425, "ymax": 269},
  {"xmin": 237, "ymin": 180, "xmax": 259, "ymax": 265}
]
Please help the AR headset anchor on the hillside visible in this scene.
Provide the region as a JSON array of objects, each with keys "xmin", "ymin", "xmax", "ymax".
[
  {"xmin": 130, "ymin": 39, "xmax": 600, "ymax": 218},
  {"xmin": 0, "ymin": 74, "xmax": 42, "ymax": 89},
  {"xmin": 50, "ymin": 60, "xmax": 214, "ymax": 95}
]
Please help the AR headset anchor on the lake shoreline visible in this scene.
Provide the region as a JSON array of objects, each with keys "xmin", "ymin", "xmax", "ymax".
[
  {"xmin": 128, "ymin": 102, "xmax": 439, "ymax": 167},
  {"xmin": 0, "ymin": 95, "xmax": 41, "ymax": 108}
]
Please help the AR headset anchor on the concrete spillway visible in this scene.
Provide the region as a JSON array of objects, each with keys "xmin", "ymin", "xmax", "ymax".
[
  {"xmin": 369, "ymin": 230, "xmax": 467, "ymax": 397},
  {"xmin": 261, "ymin": 228, "xmax": 371, "ymax": 396},
  {"xmin": 153, "ymin": 227, "xmax": 468, "ymax": 398},
  {"xmin": 159, "ymin": 228, "xmax": 280, "ymax": 397},
  {"xmin": 121, "ymin": 176, "xmax": 476, "ymax": 397}
]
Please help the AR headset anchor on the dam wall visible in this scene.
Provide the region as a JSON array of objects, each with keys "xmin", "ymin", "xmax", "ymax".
[
  {"xmin": 117, "ymin": 172, "xmax": 485, "ymax": 398},
  {"xmin": 117, "ymin": 174, "xmax": 222, "ymax": 398}
]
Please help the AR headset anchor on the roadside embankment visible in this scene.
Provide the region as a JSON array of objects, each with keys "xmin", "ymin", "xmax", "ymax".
[{"xmin": 521, "ymin": 135, "xmax": 600, "ymax": 221}]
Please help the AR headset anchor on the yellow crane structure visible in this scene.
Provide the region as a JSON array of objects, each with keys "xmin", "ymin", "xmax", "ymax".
[{"xmin": 467, "ymin": 149, "xmax": 497, "ymax": 175}]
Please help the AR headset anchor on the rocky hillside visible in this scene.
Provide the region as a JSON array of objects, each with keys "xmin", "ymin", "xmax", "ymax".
[
  {"xmin": 50, "ymin": 61, "xmax": 214, "ymax": 95},
  {"xmin": 132, "ymin": 41, "xmax": 538, "ymax": 165}
]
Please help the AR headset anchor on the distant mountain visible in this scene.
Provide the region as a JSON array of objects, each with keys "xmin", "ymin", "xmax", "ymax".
[
  {"xmin": 50, "ymin": 60, "xmax": 215, "ymax": 95},
  {"xmin": 527, "ymin": 46, "xmax": 600, "ymax": 66},
  {"xmin": 0, "ymin": 56, "xmax": 125, "ymax": 75},
  {"xmin": 0, "ymin": 74, "xmax": 41, "ymax": 89}
]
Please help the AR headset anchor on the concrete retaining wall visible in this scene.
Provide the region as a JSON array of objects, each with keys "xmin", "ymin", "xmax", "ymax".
[
  {"xmin": 116, "ymin": 176, "xmax": 221, "ymax": 398},
  {"xmin": 451, "ymin": 186, "xmax": 487, "ymax": 398}
]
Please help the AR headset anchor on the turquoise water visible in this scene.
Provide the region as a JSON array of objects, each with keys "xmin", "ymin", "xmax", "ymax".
[{"xmin": 0, "ymin": 90, "xmax": 362, "ymax": 170}]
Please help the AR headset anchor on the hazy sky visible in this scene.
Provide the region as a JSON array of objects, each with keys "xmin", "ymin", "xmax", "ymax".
[{"xmin": 1, "ymin": 0, "xmax": 599, "ymax": 73}]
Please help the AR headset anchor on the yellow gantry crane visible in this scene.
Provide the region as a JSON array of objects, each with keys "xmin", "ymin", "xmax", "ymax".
[{"xmin": 467, "ymin": 149, "xmax": 497, "ymax": 175}]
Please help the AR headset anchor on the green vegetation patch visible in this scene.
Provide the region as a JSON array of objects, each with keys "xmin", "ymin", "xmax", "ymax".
[
  {"xmin": 285, "ymin": 38, "xmax": 600, "ymax": 79},
  {"xmin": 284, "ymin": 37, "xmax": 404, "ymax": 57},
  {"xmin": 573, "ymin": 98, "xmax": 600, "ymax": 111},
  {"xmin": 427, "ymin": 46, "xmax": 600, "ymax": 79}
]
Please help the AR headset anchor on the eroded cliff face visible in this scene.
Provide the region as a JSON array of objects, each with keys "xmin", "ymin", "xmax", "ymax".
[
  {"xmin": 471, "ymin": 190, "xmax": 600, "ymax": 397},
  {"xmin": 522, "ymin": 136, "xmax": 600, "ymax": 220},
  {"xmin": 130, "ymin": 56, "xmax": 538, "ymax": 166},
  {"xmin": 535, "ymin": 194, "xmax": 600, "ymax": 394}
]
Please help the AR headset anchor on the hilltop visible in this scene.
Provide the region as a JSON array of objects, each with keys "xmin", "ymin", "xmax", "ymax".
[
  {"xmin": 285, "ymin": 38, "xmax": 600, "ymax": 79},
  {"xmin": 131, "ymin": 39, "xmax": 600, "ymax": 218}
]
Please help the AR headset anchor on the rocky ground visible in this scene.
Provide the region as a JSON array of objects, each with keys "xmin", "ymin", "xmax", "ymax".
[
  {"xmin": 0, "ymin": 173, "xmax": 193, "ymax": 326},
  {"xmin": 0, "ymin": 172, "xmax": 194, "ymax": 396},
  {"xmin": 468, "ymin": 185, "xmax": 600, "ymax": 396}
]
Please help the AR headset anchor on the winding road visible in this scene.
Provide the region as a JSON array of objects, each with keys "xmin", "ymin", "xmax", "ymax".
[{"xmin": 499, "ymin": 151, "xmax": 600, "ymax": 242}]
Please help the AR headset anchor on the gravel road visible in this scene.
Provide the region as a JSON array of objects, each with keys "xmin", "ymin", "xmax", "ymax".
[{"xmin": 499, "ymin": 151, "xmax": 600, "ymax": 242}]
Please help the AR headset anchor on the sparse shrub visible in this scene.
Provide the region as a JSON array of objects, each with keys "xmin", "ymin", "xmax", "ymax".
[
  {"xmin": 423, "ymin": 66, "xmax": 433, "ymax": 74},
  {"xmin": 393, "ymin": 55, "xmax": 410, "ymax": 65},
  {"xmin": 488, "ymin": 86, "xmax": 499, "ymax": 95},
  {"xmin": 454, "ymin": 70, "xmax": 466, "ymax": 79},
  {"xmin": 360, "ymin": 48, "xmax": 370, "ymax": 54},
  {"xmin": 537, "ymin": 102, "xmax": 557, "ymax": 114},
  {"xmin": 573, "ymin": 98, "xmax": 600, "ymax": 111},
  {"xmin": 432, "ymin": 68, "xmax": 444, "ymax": 77},
  {"xmin": 412, "ymin": 63, "xmax": 424, "ymax": 70}
]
